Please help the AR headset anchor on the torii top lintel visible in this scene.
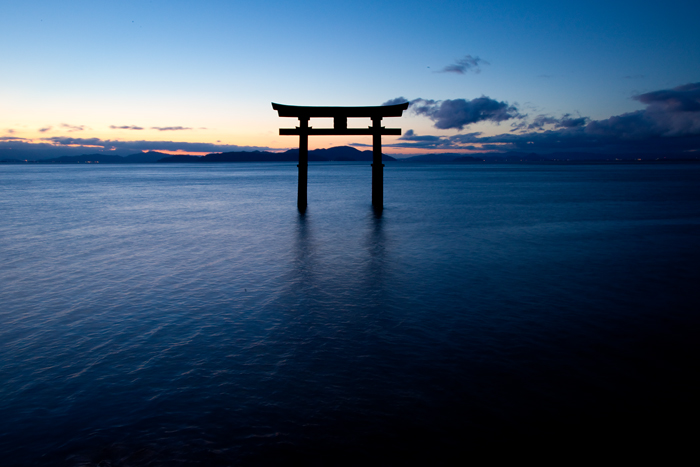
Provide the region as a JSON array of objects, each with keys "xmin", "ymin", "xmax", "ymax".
[
  {"xmin": 271, "ymin": 102, "xmax": 409, "ymax": 119},
  {"xmin": 272, "ymin": 102, "xmax": 409, "ymax": 136}
]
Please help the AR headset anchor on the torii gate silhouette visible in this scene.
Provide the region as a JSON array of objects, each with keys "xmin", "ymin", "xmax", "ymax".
[{"xmin": 272, "ymin": 102, "xmax": 409, "ymax": 211}]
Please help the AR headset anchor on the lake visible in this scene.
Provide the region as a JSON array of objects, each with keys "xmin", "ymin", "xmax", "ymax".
[{"xmin": 1, "ymin": 162, "xmax": 699, "ymax": 465}]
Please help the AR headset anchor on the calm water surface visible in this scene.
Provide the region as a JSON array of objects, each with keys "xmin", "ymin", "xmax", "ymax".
[{"xmin": 1, "ymin": 163, "xmax": 699, "ymax": 464}]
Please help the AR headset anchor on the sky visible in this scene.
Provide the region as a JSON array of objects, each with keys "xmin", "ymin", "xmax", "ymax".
[{"xmin": 1, "ymin": 0, "xmax": 699, "ymax": 158}]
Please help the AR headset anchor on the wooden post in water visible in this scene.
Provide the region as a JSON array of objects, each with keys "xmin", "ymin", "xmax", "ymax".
[
  {"xmin": 371, "ymin": 117, "xmax": 384, "ymax": 209},
  {"xmin": 298, "ymin": 117, "xmax": 309, "ymax": 211}
]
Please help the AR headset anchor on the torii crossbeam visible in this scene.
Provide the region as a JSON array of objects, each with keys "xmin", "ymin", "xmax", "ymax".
[{"xmin": 272, "ymin": 102, "xmax": 409, "ymax": 211}]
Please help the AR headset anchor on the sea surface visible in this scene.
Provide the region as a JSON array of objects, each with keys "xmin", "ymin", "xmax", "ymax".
[{"xmin": 1, "ymin": 162, "xmax": 699, "ymax": 465}]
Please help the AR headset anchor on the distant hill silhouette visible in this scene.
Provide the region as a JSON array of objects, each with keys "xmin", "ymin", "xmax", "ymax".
[
  {"xmin": 124, "ymin": 151, "xmax": 172, "ymax": 163},
  {"xmin": 158, "ymin": 146, "xmax": 397, "ymax": 163},
  {"xmin": 8, "ymin": 147, "xmax": 698, "ymax": 164},
  {"xmin": 281, "ymin": 146, "xmax": 397, "ymax": 162}
]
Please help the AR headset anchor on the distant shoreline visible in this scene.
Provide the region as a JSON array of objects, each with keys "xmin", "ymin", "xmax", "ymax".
[
  {"xmin": 4, "ymin": 158, "xmax": 700, "ymax": 165},
  {"xmin": 2, "ymin": 145, "xmax": 698, "ymax": 165},
  {"xmin": 3, "ymin": 159, "xmax": 700, "ymax": 165}
]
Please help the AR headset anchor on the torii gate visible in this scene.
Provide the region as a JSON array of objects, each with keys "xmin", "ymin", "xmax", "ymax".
[{"xmin": 272, "ymin": 102, "xmax": 409, "ymax": 210}]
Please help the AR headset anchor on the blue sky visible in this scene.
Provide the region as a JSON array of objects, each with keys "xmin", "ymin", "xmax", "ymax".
[{"xmin": 2, "ymin": 0, "xmax": 699, "ymax": 157}]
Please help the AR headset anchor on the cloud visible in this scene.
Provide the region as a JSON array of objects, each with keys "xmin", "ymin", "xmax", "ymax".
[
  {"xmin": 46, "ymin": 137, "xmax": 104, "ymax": 146},
  {"xmin": 582, "ymin": 82, "xmax": 700, "ymax": 139},
  {"xmin": 558, "ymin": 115, "xmax": 589, "ymax": 128},
  {"xmin": 151, "ymin": 126, "xmax": 193, "ymax": 131},
  {"xmin": 0, "ymin": 136, "xmax": 27, "ymax": 141},
  {"xmin": 110, "ymin": 125, "xmax": 144, "ymax": 130},
  {"xmin": 5, "ymin": 137, "xmax": 281, "ymax": 155},
  {"xmin": 38, "ymin": 126, "xmax": 52, "ymax": 133},
  {"xmin": 108, "ymin": 125, "xmax": 200, "ymax": 131},
  {"xmin": 634, "ymin": 82, "xmax": 700, "ymax": 112},
  {"xmin": 398, "ymin": 129, "xmax": 442, "ymax": 142},
  {"xmin": 517, "ymin": 115, "xmax": 559, "ymax": 131},
  {"xmin": 440, "ymin": 55, "xmax": 488, "ymax": 74},
  {"xmin": 382, "ymin": 97, "xmax": 409, "ymax": 106},
  {"xmin": 511, "ymin": 113, "xmax": 589, "ymax": 131},
  {"xmin": 410, "ymin": 97, "xmax": 522, "ymax": 130},
  {"xmin": 379, "ymin": 82, "xmax": 700, "ymax": 155},
  {"xmin": 60, "ymin": 123, "xmax": 85, "ymax": 132},
  {"xmin": 7, "ymin": 129, "xmax": 15, "ymax": 134},
  {"xmin": 350, "ymin": 131, "xmax": 485, "ymax": 150}
]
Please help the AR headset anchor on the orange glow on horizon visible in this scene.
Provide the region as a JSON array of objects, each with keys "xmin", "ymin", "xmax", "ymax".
[
  {"xmin": 3, "ymin": 134, "xmax": 504, "ymax": 157},
  {"xmin": 149, "ymin": 149, "xmax": 208, "ymax": 156}
]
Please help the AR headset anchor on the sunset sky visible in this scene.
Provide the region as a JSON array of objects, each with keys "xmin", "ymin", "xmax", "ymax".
[{"xmin": 2, "ymin": 0, "xmax": 699, "ymax": 157}]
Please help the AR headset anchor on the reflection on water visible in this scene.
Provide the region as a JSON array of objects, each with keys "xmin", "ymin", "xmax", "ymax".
[
  {"xmin": 363, "ymin": 206, "xmax": 388, "ymax": 308},
  {"xmin": 292, "ymin": 209, "xmax": 314, "ymax": 296}
]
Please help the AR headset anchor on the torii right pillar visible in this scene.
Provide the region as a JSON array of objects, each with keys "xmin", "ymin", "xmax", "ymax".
[{"xmin": 371, "ymin": 116, "xmax": 384, "ymax": 209}]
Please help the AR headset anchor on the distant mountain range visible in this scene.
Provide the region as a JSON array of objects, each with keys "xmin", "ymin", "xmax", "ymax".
[
  {"xmin": 2, "ymin": 147, "xmax": 395, "ymax": 164},
  {"xmin": 158, "ymin": 146, "xmax": 396, "ymax": 163},
  {"xmin": 2, "ymin": 146, "xmax": 698, "ymax": 164}
]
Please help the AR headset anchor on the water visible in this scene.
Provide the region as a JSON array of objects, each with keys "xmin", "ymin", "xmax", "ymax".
[{"xmin": 1, "ymin": 162, "xmax": 699, "ymax": 464}]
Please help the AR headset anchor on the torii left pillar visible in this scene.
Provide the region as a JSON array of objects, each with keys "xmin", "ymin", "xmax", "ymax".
[
  {"xmin": 371, "ymin": 117, "xmax": 383, "ymax": 209},
  {"xmin": 297, "ymin": 117, "xmax": 309, "ymax": 211}
]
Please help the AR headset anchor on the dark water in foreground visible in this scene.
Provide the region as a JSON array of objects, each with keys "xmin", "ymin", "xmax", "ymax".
[{"xmin": 1, "ymin": 162, "xmax": 699, "ymax": 465}]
